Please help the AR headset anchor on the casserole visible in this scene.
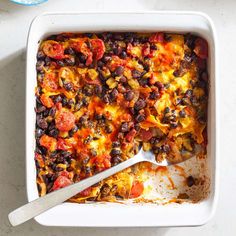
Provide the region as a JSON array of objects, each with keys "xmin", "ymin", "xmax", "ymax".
[{"xmin": 26, "ymin": 12, "xmax": 218, "ymax": 227}]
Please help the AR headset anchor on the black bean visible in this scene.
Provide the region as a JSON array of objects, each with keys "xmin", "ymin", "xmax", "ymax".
[
  {"xmin": 115, "ymin": 66, "xmax": 124, "ymax": 76},
  {"xmin": 51, "ymin": 95, "xmax": 62, "ymax": 103},
  {"xmin": 119, "ymin": 76, "xmax": 127, "ymax": 83},
  {"xmin": 100, "ymin": 183, "xmax": 110, "ymax": 197},
  {"xmin": 48, "ymin": 107, "xmax": 56, "ymax": 117},
  {"xmin": 111, "ymin": 155, "xmax": 123, "ymax": 165},
  {"xmin": 113, "ymin": 46, "xmax": 122, "ymax": 56},
  {"xmin": 45, "ymin": 56, "xmax": 51, "ymax": 66},
  {"xmin": 112, "ymin": 141, "xmax": 120, "ymax": 148},
  {"xmin": 102, "ymin": 55, "xmax": 112, "ymax": 63},
  {"xmin": 77, "ymin": 53, "xmax": 87, "ymax": 63},
  {"xmin": 105, "ymin": 124, "xmax": 113, "ymax": 134},
  {"xmin": 110, "ymin": 88, "xmax": 118, "ymax": 99},
  {"xmin": 103, "ymin": 94, "xmax": 110, "ymax": 104},
  {"xmin": 186, "ymin": 176, "xmax": 195, "ymax": 187},
  {"xmin": 64, "ymin": 57, "xmax": 75, "ymax": 66},
  {"xmin": 84, "ymin": 33, "xmax": 93, "ymax": 38},
  {"xmin": 64, "ymin": 82, "xmax": 74, "ymax": 91},
  {"xmin": 35, "ymin": 128, "xmax": 44, "ymax": 138},
  {"xmin": 36, "ymin": 60, "xmax": 45, "ymax": 72},
  {"xmin": 135, "ymin": 113, "xmax": 145, "ymax": 122},
  {"xmin": 69, "ymin": 125, "xmax": 78, "ymax": 136},
  {"xmin": 138, "ymin": 78, "xmax": 148, "ymax": 87},
  {"xmin": 134, "ymin": 123, "xmax": 140, "ymax": 131},
  {"xmin": 37, "ymin": 118, "xmax": 48, "ymax": 130},
  {"xmin": 120, "ymin": 51, "xmax": 127, "ymax": 59},
  {"xmin": 134, "ymin": 99, "xmax": 146, "ymax": 110},
  {"xmin": 150, "ymin": 44, "xmax": 157, "ymax": 50},
  {"xmin": 120, "ymin": 122, "xmax": 129, "ymax": 132},
  {"xmin": 64, "ymin": 47, "xmax": 75, "ymax": 55},
  {"xmin": 149, "ymin": 90, "xmax": 160, "ymax": 100},
  {"xmin": 179, "ymin": 110, "xmax": 186, "ymax": 118},
  {"xmin": 184, "ymin": 34, "xmax": 196, "ymax": 49},
  {"xmin": 37, "ymin": 51, "xmax": 45, "ymax": 60},
  {"xmin": 83, "ymin": 85, "xmax": 94, "ymax": 96},
  {"xmin": 170, "ymin": 121, "xmax": 178, "ymax": 129},
  {"xmin": 110, "ymin": 148, "xmax": 121, "ymax": 157},
  {"xmin": 74, "ymin": 101, "xmax": 83, "ymax": 111},
  {"xmin": 49, "ymin": 128, "xmax": 59, "ymax": 138},
  {"xmin": 84, "ymin": 135, "xmax": 92, "ymax": 144},
  {"xmin": 185, "ymin": 89, "xmax": 193, "ymax": 98},
  {"xmin": 97, "ymin": 60, "xmax": 104, "ymax": 68},
  {"xmin": 36, "ymin": 105, "xmax": 46, "ymax": 113},
  {"xmin": 124, "ymin": 90, "xmax": 134, "ymax": 101},
  {"xmin": 164, "ymin": 107, "xmax": 170, "ymax": 114},
  {"xmin": 57, "ymin": 60, "xmax": 65, "ymax": 67},
  {"xmin": 162, "ymin": 144, "xmax": 170, "ymax": 153},
  {"xmin": 94, "ymin": 85, "xmax": 103, "ymax": 95},
  {"xmin": 132, "ymin": 69, "xmax": 142, "ymax": 79},
  {"xmin": 82, "ymin": 97, "xmax": 89, "ymax": 106}
]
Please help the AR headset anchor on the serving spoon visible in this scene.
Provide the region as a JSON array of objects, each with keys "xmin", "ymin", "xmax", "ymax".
[{"xmin": 8, "ymin": 147, "xmax": 199, "ymax": 226}]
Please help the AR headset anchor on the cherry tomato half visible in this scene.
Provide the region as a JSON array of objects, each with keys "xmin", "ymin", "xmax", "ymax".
[
  {"xmin": 90, "ymin": 39, "xmax": 105, "ymax": 60},
  {"xmin": 149, "ymin": 32, "xmax": 164, "ymax": 43},
  {"xmin": 55, "ymin": 109, "xmax": 75, "ymax": 132},
  {"xmin": 42, "ymin": 40, "xmax": 65, "ymax": 60}
]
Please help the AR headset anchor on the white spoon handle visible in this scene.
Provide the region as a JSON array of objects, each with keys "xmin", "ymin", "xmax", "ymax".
[{"xmin": 8, "ymin": 156, "xmax": 142, "ymax": 226}]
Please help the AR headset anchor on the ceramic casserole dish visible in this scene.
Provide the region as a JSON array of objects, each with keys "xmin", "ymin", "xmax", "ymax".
[{"xmin": 26, "ymin": 12, "xmax": 218, "ymax": 227}]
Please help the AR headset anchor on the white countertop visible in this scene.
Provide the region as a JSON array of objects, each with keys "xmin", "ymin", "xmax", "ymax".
[{"xmin": 0, "ymin": 0, "xmax": 235, "ymax": 235}]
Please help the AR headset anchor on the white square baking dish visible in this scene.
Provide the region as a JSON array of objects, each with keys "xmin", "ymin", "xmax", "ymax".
[{"xmin": 26, "ymin": 12, "xmax": 219, "ymax": 227}]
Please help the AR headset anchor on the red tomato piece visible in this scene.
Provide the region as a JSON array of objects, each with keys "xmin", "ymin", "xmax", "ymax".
[
  {"xmin": 90, "ymin": 39, "xmax": 105, "ymax": 60},
  {"xmin": 125, "ymin": 129, "xmax": 137, "ymax": 142},
  {"xmin": 42, "ymin": 40, "xmax": 65, "ymax": 59},
  {"xmin": 149, "ymin": 32, "xmax": 164, "ymax": 43},
  {"xmin": 55, "ymin": 110, "xmax": 75, "ymax": 132},
  {"xmin": 52, "ymin": 175, "xmax": 72, "ymax": 191},
  {"xmin": 129, "ymin": 181, "xmax": 144, "ymax": 198},
  {"xmin": 80, "ymin": 187, "xmax": 92, "ymax": 197},
  {"xmin": 139, "ymin": 129, "xmax": 153, "ymax": 142},
  {"xmin": 40, "ymin": 94, "xmax": 54, "ymax": 108},
  {"xmin": 194, "ymin": 38, "xmax": 208, "ymax": 59},
  {"xmin": 39, "ymin": 134, "xmax": 57, "ymax": 152}
]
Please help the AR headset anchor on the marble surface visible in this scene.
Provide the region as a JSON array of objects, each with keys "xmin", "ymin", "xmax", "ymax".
[{"xmin": 0, "ymin": 0, "xmax": 235, "ymax": 235}]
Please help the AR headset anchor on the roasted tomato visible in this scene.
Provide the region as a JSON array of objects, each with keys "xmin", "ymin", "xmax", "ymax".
[
  {"xmin": 42, "ymin": 40, "xmax": 65, "ymax": 59},
  {"xmin": 52, "ymin": 175, "xmax": 72, "ymax": 191},
  {"xmin": 40, "ymin": 94, "xmax": 54, "ymax": 108},
  {"xmin": 90, "ymin": 39, "xmax": 105, "ymax": 60},
  {"xmin": 194, "ymin": 38, "xmax": 208, "ymax": 59},
  {"xmin": 55, "ymin": 109, "xmax": 75, "ymax": 132},
  {"xmin": 129, "ymin": 181, "xmax": 144, "ymax": 198},
  {"xmin": 39, "ymin": 134, "xmax": 57, "ymax": 152}
]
